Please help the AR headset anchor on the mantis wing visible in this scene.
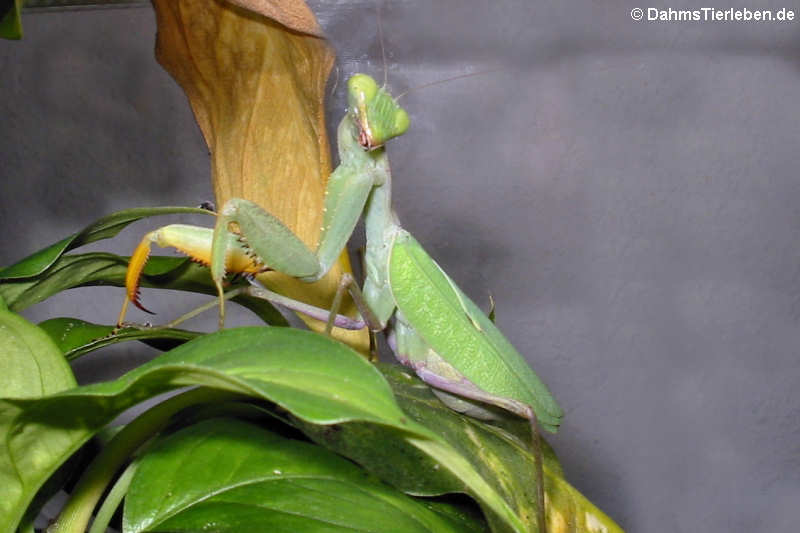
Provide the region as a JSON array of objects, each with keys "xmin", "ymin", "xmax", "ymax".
[{"xmin": 389, "ymin": 230, "xmax": 563, "ymax": 432}]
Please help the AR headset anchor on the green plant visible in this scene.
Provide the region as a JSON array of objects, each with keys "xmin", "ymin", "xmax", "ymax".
[{"xmin": 0, "ymin": 209, "xmax": 623, "ymax": 532}]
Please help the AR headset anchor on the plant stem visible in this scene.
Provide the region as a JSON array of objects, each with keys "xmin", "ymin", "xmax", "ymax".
[
  {"xmin": 87, "ymin": 462, "xmax": 137, "ymax": 533},
  {"xmin": 48, "ymin": 387, "xmax": 240, "ymax": 533}
]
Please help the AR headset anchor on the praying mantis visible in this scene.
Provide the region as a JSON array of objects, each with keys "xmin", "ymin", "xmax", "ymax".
[{"xmin": 118, "ymin": 73, "xmax": 562, "ymax": 532}]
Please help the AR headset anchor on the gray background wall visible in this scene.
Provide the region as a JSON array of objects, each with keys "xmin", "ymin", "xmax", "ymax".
[{"xmin": 1, "ymin": 1, "xmax": 799, "ymax": 531}]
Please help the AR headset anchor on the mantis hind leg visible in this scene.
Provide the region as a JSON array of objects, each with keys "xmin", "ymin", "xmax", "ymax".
[
  {"xmin": 116, "ymin": 286, "xmax": 250, "ymax": 334},
  {"xmin": 118, "ymin": 281, "xmax": 367, "ymax": 336},
  {"xmin": 323, "ymin": 273, "xmax": 386, "ymax": 361},
  {"xmin": 324, "ymin": 273, "xmax": 383, "ymax": 334},
  {"xmin": 244, "ymin": 279, "xmax": 366, "ymax": 331},
  {"xmin": 529, "ymin": 415, "xmax": 547, "ymax": 533}
]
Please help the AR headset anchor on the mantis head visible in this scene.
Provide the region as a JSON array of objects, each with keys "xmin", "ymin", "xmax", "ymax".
[{"xmin": 347, "ymin": 73, "xmax": 410, "ymax": 150}]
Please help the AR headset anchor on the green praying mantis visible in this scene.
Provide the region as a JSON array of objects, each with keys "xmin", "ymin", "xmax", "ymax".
[{"xmin": 118, "ymin": 73, "xmax": 562, "ymax": 532}]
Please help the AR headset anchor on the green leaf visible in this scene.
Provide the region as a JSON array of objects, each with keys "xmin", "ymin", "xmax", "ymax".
[
  {"xmin": 0, "ymin": 207, "xmax": 283, "ymax": 325},
  {"xmin": 18, "ymin": 444, "xmax": 92, "ymax": 533},
  {"xmin": 38, "ymin": 318, "xmax": 118, "ymax": 355},
  {"xmin": 0, "ymin": 206, "xmax": 211, "ymax": 280},
  {"xmin": 301, "ymin": 365, "xmax": 622, "ymax": 533},
  {"xmin": 124, "ymin": 418, "xmax": 485, "ymax": 533},
  {"xmin": 1, "ymin": 252, "xmax": 166, "ymax": 311},
  {"xmin": 38, "ymin": 317, "xmax": 201, "ymax": 360},
  {"xmin": 0, "ymin": 327, "xmax": 529, "ymax": 533},
  {"xmin": 423, "ymin": 499, "xmax": 489, "ymax": 533},
  {"xmin": 0, "ymin": 308, "xmax": 80, "ymax": 528},
  {"xmin": 0, "ymin": 0, "xmax": 22, "ymax": 40},
  {"xmin": 0, "ymin": 253, "xmax": 287, "ymax": 326},
  {"xmin": 0, "ymin": 308, "xmax": 76, "ymax": 399},
  {"xmin": 0, "ymin": 327, "xmax": 403, "ymax": 531}
]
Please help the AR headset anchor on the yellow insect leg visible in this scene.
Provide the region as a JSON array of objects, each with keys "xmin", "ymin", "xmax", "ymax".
[{"xmin": 116, "ymin": 224, "xmax": 264, "ymax": 326}]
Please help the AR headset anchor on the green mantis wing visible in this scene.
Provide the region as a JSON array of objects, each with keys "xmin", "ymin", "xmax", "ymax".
[{"xmin": 388, "ymin": 230, "xmax": 563, "ymax": 433}]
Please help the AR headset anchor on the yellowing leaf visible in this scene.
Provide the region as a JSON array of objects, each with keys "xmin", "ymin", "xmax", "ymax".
[{"xmin": 152, "ymin": 0, "xmax": 368, "ymax": 352}]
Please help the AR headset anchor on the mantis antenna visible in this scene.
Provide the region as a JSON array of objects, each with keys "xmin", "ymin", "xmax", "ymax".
[
  {"xmin": 394, "ymin": 67, "xmax": 508, "ymax": 101},
  {"xmin": 374, "ymin": 1, "xmax": 505, "ymax": 102},
  {"xmin": 377, "ymin": 0, "xmax": 388, "ymax": 88}
]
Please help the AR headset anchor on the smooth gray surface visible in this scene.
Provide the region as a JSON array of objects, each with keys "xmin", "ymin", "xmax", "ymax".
[{"xmin": 2, "ymin": 2, "xmax": 799, "ymax": 531}]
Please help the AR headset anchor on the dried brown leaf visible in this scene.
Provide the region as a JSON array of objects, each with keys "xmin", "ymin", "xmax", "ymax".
[{"xmin": 152, "ymin": 0, "xmax": 368, "ymax": 352}]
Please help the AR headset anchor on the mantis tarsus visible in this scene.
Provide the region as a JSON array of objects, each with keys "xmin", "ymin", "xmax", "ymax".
[{"xmin": 119, "ymin": 73, "xmax": 562, "ymax": 532}]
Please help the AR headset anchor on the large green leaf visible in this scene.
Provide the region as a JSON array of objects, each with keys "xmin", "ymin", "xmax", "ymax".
[
  {"xmin": 0, "ymin": 328, "xmax": 403, "ymax": 531},
  {"xmin": 0, "ymin": 207, "xmax": 211, "ymax": 280},
  {"xmin": 301, "ymin": 364, "xmax": 622, "ymax": 533},
  {"xmin": 0, "ymin": 308, "xmax": 76, "ymax": 398},
  {"xmin": 38, "ymin": 317, "xmax": 201, "ymax": 360},
  {"xmin": 124, "ymin": 418, "xmax": 486, "ymax": 533},
  {"xmin": 0, "ymin": 253, "xmax": 287, "ymax": 326},
  {"xmin": 0, "ymin": 308, "xmax": 81, "ymax": 530},
  {"xmin": 0, "ymin": 327, "xmax": 532, "ymax": 532},
  {"xmin": 1, "ymin": 252, "xmax": 142, "ymax": 311}
]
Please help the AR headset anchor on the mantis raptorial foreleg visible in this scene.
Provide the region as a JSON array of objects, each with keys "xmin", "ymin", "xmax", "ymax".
[
  {"xmin": 118, "ymin": 76, "xmax": 408, "ymax": 329},
  {"xmin": 119, "ymin": 73, "xmax": 558, "ymax": 532}
]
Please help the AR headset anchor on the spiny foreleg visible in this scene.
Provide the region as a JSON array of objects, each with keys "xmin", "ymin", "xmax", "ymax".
[{"xmin": 117, "ymin": 224, "xmax": 265, "ymax": 326}]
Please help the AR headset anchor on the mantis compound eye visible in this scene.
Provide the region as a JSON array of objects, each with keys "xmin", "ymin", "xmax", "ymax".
[
  {"xmin": 347, "ymin": 73, "xmax": 379, "ymax": 103},
  {"xmin": 391, "ymin": 108, "xmax": 410, "ymax": 137}
]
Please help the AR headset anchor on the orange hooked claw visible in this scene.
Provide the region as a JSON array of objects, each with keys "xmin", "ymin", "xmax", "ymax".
[{"xmin": 116, "ymin": 225, "xmax": 265, "ymax": 327}]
